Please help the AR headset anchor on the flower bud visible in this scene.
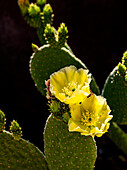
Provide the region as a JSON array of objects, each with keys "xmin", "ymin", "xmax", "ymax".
[{"xmin": 10, "ymin": 120, "xmax": 22, "ymax": 140}]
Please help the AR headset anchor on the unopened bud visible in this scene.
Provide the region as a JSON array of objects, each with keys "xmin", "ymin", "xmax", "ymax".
[
  {"xmin": 10, "ymin": 120, "xmax": 22, "ymax": 140},
  {"xmin": 49, "ymin": 100, "xmax": 61, "ymax": 114},
  {"xmin": 122, "ymin": 51, "xmax": 127, "ymax": 68},
  {"xmin": 28, "ymin": 3, "xmax": 41, "ymax": 16},
  {"xmin": 117, "ymin": 63, "xmax": 126, "ymax": 76},
  {"xmin": 32, "ymin": 43, "xmax": 39, "ymax": 52}
]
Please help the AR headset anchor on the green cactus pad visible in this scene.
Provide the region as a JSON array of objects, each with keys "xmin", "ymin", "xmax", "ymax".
[
  {"xmin": 0, "ymin": 110, "xmax": 6, "ymax": 132},
  {"xmin": 37, "ymin": 27, "xmax": 46, "ymax": 45},
  {"xmin": 102, "ymin": 66, "xmax": 127, "ymax": 124},
  {"xmin": 24, "ymin": 13, "xmax": 42, "ymax": 28},
  {"xmin": 44, "ymin": 114, "xmax": 97, "ymax": 170},
  {"xmin": 0, "ymin": 131, "xmax": 48, "ymax": 169},
  {"xmin": 107, "ymin": 122, "xmax": 127, "ymax": 155},
  {"xmin": 30, "ymin": 44, "xmax": 100, "ymax": 96}
]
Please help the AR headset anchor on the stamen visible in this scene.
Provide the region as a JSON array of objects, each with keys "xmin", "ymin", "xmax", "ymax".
[
  {"xmin": 62, "ymin": 82, "xmax": 78, "ymax": 97},
  {"xmin": 81, "ymin": 110, "xmax": 97, "ymax": 127}
]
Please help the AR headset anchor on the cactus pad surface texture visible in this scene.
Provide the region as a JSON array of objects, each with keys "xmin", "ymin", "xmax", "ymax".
[
  {"xmin": 102, "ymin": 53, "xmax": 127, "ymax": 124},
  {"xmin": 44, "ymin": 114, "xmax": 97, "ymax": 170},
  {"xmin": 0, "ymin": 110, "xmax": 48, "ymax": 169},
  {"xmin": 0, "ymin": 131, "xmax": 48, "ymax": 169}
]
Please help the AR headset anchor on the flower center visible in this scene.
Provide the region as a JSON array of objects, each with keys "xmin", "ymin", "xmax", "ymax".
[
  {"xmin": 81, "ymin": 110, "xmax": 97, "ymax": 126},
  {"xmin": 62, "ymin": 82, "xmax": 78, "ymax": 97}
]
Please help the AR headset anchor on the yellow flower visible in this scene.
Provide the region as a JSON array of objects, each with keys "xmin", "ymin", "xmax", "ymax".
[
  {"xmin": 68, "ymin": 94, "xmax": 113, "ymax": 138},
  {"xmin": 50, "ymin": 66, "xmax": 91, "ymax": 104}
]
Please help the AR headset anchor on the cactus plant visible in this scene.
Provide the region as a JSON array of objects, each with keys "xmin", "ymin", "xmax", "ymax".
[
  {"xmin": 44, "ymin": 114, "xmax": 97, "ymax": 170},
  {"xmin": 29, "ymin": 19, "xmax": 101, "ymax": 169},
  {"xmin": 30, "ymin": 23, "xmax": 100, "ymax": 96},
  {"xmin": 102, "ymin": 51, "xmax": 127, "ymax": 155},
  {"xmin": 18, "ymin": 0, "xmax": 53, "ymax": 45},
  {"xmin": 0, "ymin": 0, "xmax": 127, "ymax": 169},
  {"xmin": 0, "ymin": 111, "xmax": 48, "ymax": 169},
  {"xmin": 42, "ymin": 64, "xmax": 112, "ymax": 169},
  {"xmin": 0, "ymin": 1, "xmax": 101, "ymax": 169},
  {"xmin": 18, "ymin": 0, "xmax": 78, "ymax": 54}
]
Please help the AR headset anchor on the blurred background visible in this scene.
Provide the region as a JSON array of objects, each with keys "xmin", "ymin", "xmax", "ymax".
[{"xmin": 0, "ymin": 0, "xmax": 127, "ymax": 169}]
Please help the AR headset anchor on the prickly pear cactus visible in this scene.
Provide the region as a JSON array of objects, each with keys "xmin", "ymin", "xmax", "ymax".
[
  {"xmin": 102, "ymin": 51, "xmax": 127, "ymax": 155},
  {"xmin": 0, "ymin": 131, "xmax": 48, "ymax": 169},
  {"xmin": 44, "ymin": 114, "xmax": 97, "ymax": 170},
  {"xmin": 30, "ymin": 24, "xmax": 100, "ymax": 96},
  {"xmin": 0, "ymin": 111, "xmax": 48, "ymax": 169},
  {"xmin": 18, "ymin": 0, "xmax": 54, "ymax": 45},
  {"xmin": 18, "ymin": 0, "xmax": 100, "ymax": 96},
  {"xmin": 102, "ymin": 52, "xmax": 127, "ymax": 124},
  {"xmin": 107, "ymin": 122, "xmax": 127, "ymax": 155}
]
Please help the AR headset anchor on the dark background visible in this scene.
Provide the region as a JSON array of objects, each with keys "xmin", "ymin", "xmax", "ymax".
[{"xmin": 0, "ymin": 0, "xmax": 127, "ymax": 169}]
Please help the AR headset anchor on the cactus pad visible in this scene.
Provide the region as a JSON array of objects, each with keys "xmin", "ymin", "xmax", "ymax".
[
  {"xmin": 107, "ymin": 122, "xmax": 127, "ymax": 155},
  {"xmin": 30, "ymin": 45, "xmax": 100, "ymax": 96},
  {"xmin": 0, "ymin": 110, "xmax": 6, "ymax": 132},
  {"xmin": 102, "ymin": 66, "xmax": 127, "ymax": 124},
  {"xmin": 44, "ymin": 114, "xmax": 97, "ymax": 170},
  {"xmin": 0, "ymin": 131, "xmax": 48, "ymax": 169}
]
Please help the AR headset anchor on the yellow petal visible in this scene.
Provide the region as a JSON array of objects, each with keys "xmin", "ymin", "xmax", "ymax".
[
  {"xmin": 68, "ymin": 119, "xmax": 81, "ymax": 132},
  {"xmin": 73, "ymin": 68, "xmax": 91, "ymax": 87},
  {"xmin": 68, "ymin": 119, "xmax": 88, "ymax": 134},
  {"xmin": 65, "ymin": 90, "xmax": 89, "ymax": 104},
  {"xmin": 61, "ymin": 65, "xmax": 77, "ymax": 82},
  {"xmin": 81, "ymin": 94, "xmax": 97, "ymax": 112},
  {"xmin": 69, "ymin": 104, "xmax": 81, "ymax": 121}
]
